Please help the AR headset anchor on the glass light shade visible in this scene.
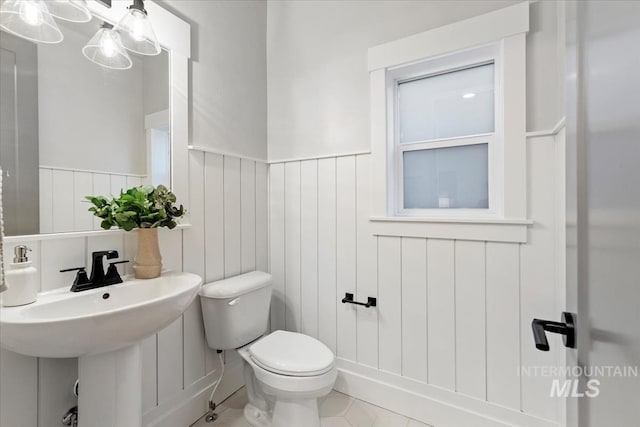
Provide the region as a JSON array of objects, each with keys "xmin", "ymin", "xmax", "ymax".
[
  {"xmin": 46, "ymin": 0, "xmax": 92, "ymax": 23},
  {"xmin": 82, "ymin": 26, "xmax": 132, "ymax": 70},
  {"xmin": 115, "ymin": 7, "xmax": 160, "ymax": 55},
  {"xmin": 0, "ymin": 0, "xmax": 63, "ymax": 44}
]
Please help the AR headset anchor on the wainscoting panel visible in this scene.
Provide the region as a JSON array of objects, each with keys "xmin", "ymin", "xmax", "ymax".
[
  {"xmin": 284, "ymin": 161, "xmax": 301, "ymax": 332},
  {"xmin": 223, "ymin": 157, "xmax": 242, "ymax": 278},
  {"xmin": 268, "ymin": 136, "xmax": 563, "ymax": 426},
  {"xmin": 241, "ymin": 159, "xmax": 256, "ymax": 273},
  {"xmin": 52, "ymin": 170, "xmax": 75, "ymax": 233},
  {"xmin": 486, "ymin": 242, "xmax": 521, "ymax": 410},
  {"xmin": 157, "ymin": 318, "xmax": 184, "ymax": 404},
  {"xmin": 142, "ymin": 335, "xmax": 158, "ymax": 413},
  {"xmin": 92, "ymin": 173, "xmax": 111, "ymax": 230},
  {"xmin": 426, "ymin": 238, "xmax": 456, "ymax": 391},
  {"xmin": 317, "ymin": 158, "xmax": 337, "ymax": 353},
  {"xmin": 255, "ymin": 162, "xmax": 269, "ymax": 274},
  {"xmin": 183, "ymin": 151, "xmax": 207, "ymax": 385},
  {"xmin": 73, "ymin": 172, "xmax": 94, "ymax": 232},
  {"xmin": 454, "ymin": 240, "xmax": 487, "ymax": 400},
  {"xmin": 268, "ymin": 163, "xmax": 286, "ymax": 332},
  {"xmin": 400, "ymin": 237, "xmax": 427, "ymax": 383},
  {"xmin": 336, "ymin": 156, "xmax": 357, "ymax": 362},
  {"xmin": 2, "ymin": 149, "xmax": 266, "ymax": 427},
  {"xmin": 355, "ymin": 154, "xmax": 379, "ymax": 369},
  {"xmin": 0, "ymin": 348, "xmax": 37, "ymax": 427},
  {"xmin": 203, "ymin": 153, "xmax": 224, "ymax": 284},
  {"xmin": 300, "ymin": 160, "xmax": 319, "ymax": 338},
  {"xmin": 39, "ymin": 166, "xmax": 148, "ymax": 234},
  {"xmin": 377, "ymin": 236, "xmax": 402, "ymax": 375},
  {"xmin": 519, "ymin": 137, "xmax": 562, "ymax": 421}
]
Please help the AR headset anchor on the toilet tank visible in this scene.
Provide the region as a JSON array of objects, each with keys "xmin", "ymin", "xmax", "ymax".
[{"xmin": 199, "ymin": 271, "xmax": 272, "ymax": 350}]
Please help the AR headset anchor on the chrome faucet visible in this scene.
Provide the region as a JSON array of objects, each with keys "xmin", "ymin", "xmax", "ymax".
[{"xmin": 60, "ymin": 250, "xmax": 129, "ymax": 292}]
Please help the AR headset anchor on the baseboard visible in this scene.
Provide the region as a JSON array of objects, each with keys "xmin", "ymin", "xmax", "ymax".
[
  {"xmin": 335, "ymin": 359, "xmax": 558, "ymax": 427},
  {"xmin": 144, "ymin": 358, "xmax": 244, "ymax": 427}
]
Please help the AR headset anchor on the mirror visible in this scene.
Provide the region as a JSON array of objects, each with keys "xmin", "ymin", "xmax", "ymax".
[{"xmin": 0, "ymin": 16, "xmax": 169, "ymax": 237}]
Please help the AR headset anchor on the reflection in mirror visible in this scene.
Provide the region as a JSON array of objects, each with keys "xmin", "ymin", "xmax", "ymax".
[{"xmin": 0, "ymin": 16, "xmax": 169, "ymax": 237}]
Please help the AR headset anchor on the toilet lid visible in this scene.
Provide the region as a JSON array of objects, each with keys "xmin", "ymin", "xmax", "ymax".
[{"xmin": 249, "ymin": 330, "xmax": 335, "ymax": 376}]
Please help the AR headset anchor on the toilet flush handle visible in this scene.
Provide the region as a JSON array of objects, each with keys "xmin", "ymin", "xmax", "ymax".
[{"xmin": 228, "ymin": 297, "xmax": 240, "ymax": 306}]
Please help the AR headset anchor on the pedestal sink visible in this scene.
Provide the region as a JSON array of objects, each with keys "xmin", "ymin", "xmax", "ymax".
[{"xmin": 0, "ymin": 271, "xmax": 202, "ymax": 427}]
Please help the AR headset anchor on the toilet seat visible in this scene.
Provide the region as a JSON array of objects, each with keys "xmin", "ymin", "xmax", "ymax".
[{"xmin": 249, "ymin": 330, "xmax": 334, "ymax": 377}]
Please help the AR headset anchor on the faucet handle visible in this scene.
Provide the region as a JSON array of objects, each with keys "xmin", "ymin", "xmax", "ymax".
[
  {"xmin": 60, "ymin": 267, "xmax": 90, "ymax": 289},
  {"xmin": 60, "ymin": 267, "xmax": 85, "ymax": 273},
  {"xmin": 105, "ymin": 260, "xmax": 129, "ymax": 284}
]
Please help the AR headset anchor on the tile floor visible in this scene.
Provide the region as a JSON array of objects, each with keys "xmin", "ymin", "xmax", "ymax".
[{"xmin": 191, "ymin": 387, "xmax": 433, "ymax": 427}]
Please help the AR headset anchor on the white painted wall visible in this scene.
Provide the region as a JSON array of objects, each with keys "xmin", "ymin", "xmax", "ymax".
[
  {"xmin": 143, "ymin": 52, "xmax": 170, "ymax": 116},
  {"xmin": 267, "ymin": 0, "xmax": 563, "ymax": 161},
  {"xmin": 161, "ymin": 0, "xmax": 268, "ymax": 161},
  {"xmin": 37, "ymin": 20, "xmax": 148, "ymax": 175},
  {"xmin": 267, "ymin": 1, "xmax": 566, "ymax": 426},
  {"xmin": 269, "ymin": 133, "xmax": 565, "ymax": 427},
  {"xmin": 1, "ymin": 150, "xmax": 268, "ymax": 427}
]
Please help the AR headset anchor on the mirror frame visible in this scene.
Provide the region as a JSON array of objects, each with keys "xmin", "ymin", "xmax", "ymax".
[{"xmin": 4, "ymin": 0, "xmax": 191, "ymax": 242}]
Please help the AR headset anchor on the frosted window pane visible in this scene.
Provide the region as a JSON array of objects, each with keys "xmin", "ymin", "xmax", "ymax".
[
  {"xmin": 403, "ymin": 144, "xmax": 488, "ymax": 209},
  {"xmin": 398, "ymin": 63, "xmax": 494, "ymax": 143}
]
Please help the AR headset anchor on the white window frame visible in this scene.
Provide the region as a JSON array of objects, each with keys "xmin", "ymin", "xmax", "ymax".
[
  {"xmin": 388, "ymin": 44, "xmax": 503, "ymax": 219},
  {"xmin": 368, "ymin": 2, "xmax": 530, "ymax": 242}
]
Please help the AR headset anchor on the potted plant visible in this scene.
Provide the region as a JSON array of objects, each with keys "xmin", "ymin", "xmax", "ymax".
[{"xmin": 86, "ymin": 185, "xmax": 185, "ymax": 279}]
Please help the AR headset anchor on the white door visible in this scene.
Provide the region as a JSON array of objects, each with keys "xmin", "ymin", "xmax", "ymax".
[{"xmin": 565, "ymin": 1, "xmax": 640, "ymax": 426}]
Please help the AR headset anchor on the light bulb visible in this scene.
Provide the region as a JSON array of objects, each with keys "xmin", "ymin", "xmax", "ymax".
[
  {"xmin": 128, "ymin": 9, "xmax": 146, "ymax": 42},
  {"xmin": 19, "ymin": 0, "xmax": 44, "ymax": 26},
  {"xmin": 100, "ymin": 33, "xmax": 117, "ymax": 58},
  {"xmin": 82, "ymin": 23, "xmax": 132, "ymax": 70},
  {"xmin": 114, "ymin": 0, "xmax": 160, "ymax": 55}
]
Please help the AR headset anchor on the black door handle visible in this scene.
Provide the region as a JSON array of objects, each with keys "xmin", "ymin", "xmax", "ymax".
[{"xmin": 532, "ymin": 312, "xmax": 576, "ymax": 351}]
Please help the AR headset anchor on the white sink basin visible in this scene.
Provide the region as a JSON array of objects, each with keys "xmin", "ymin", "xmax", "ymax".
[
  {"xmin": 0, "ymin": 270, "xmax": 202, "ymax": 427},
  {"xmin": 0, "ymin": 271, "xmax": 202, "ymax": 357}
]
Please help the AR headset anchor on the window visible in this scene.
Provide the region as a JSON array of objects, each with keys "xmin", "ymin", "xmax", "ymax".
[
  {"xmin": 388, "ymin": 45, "xmax": 502, "ymax": 217},
  {"xmin": 398, "ymin": 63, "xmax": 495, "ymax": 142},
  {"xmin": 368, "ymin": 2, "xmax": 529, "ymax": 239}
]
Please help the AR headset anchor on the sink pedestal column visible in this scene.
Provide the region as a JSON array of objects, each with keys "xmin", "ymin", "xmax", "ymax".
[{"xmin": 78, "ymin": 343, "xmax": 142, "ymax": 427}]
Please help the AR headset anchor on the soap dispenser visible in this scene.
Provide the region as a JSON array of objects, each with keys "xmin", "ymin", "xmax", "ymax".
[{"xmin": 2, "ymin": 245, "xmax": 38, "ymax": 307}]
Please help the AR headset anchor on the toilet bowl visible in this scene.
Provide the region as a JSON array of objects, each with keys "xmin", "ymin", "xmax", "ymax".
[{"xmin": 199, "ymin": 271, "xmax": 337, "ymax": 427}]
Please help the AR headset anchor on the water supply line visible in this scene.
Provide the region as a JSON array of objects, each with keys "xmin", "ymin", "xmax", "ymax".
[{"xmin": 205, "ymin": 350, "xmax": 225, "ymax": 423}]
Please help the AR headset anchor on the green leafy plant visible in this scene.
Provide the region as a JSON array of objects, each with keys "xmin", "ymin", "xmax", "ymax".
[{"xmin": 86, "ymin": 185, "xmax": 186, "ymax": 231}]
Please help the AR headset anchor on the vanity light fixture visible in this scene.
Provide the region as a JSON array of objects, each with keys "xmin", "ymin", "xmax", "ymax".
[
  {"xmin": 114, "ymin": 0, "xmax": 160, "ymax": 56},
  {"xmin": 82, "ymin": 22, "xmax": 132, "ymax": 70},
  {"xmin": 0, "ymin": 0, "xmax": 64, "ymax": 44},
  {"xmin": 46, "ymin": 0, "xmax": 92, "ymax": 23}
]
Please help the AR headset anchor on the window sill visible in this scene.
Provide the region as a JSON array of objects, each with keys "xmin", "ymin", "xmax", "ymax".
[{"xmin": 369, "ymin": 216, "xmax": 533, "ymax": 243}]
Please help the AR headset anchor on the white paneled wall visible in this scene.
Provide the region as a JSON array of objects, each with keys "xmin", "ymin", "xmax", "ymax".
[
  {"xmin": 39, "ymin": 167, "xmax": 146, "ymax": 234},
  {"xmin": 268, "ymin": 136, "xmax": 563, "ymax": 426},
  {"xmin": 1, "ymin": 150, "xmax": 267, "ymax": 427}
]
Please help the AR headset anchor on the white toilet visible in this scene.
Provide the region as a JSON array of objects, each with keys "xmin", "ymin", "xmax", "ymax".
[{"xmin": 199, "ymin": 271, "xmax": 337, "ymax": 427}]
